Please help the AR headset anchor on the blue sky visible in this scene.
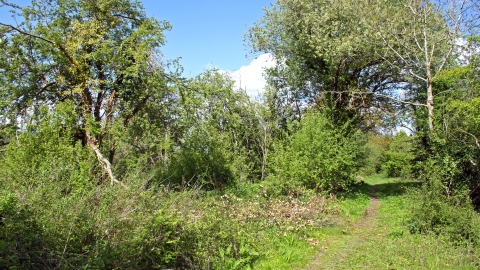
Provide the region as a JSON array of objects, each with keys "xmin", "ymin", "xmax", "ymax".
[
  {"xmin": 142, "ymin": 0, "xmax": 277, "ymax": 96},
  {"xmin": 142, "ymin": 0, "xmax": 272, "ymax": 76},
  {"xmin": 1, "ymin": 0, "xmax": 275, "ymax": 94}
]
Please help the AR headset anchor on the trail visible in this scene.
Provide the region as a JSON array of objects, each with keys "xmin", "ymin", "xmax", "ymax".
[
  {"xmin": 301, "ymin": 185, "xmax": 380, "ymax": 270},
  {"xmin": 348, "ymin": 186, "xmax": 379, "ymax": 230},
  {"xmin": 296, "ymin": 178, "xmax": 478, "ymax": 269}
]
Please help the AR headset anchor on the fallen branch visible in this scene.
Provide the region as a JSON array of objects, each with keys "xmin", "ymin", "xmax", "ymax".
[{"xmin": 86, "ymin": 135, "xmax": 129, "ymax": 189}]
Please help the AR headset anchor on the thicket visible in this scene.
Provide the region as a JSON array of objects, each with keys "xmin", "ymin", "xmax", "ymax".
[
  {"xmin": 380, "ymin": 132, "xmax": 414, "ymax": 178},
  {"xmin": 268, "ymin": 111, "xmax": 365, "ymax": 195},
  {"xmin": 1, "ymin": 0, "xmax": 480, "ymax": 268},
  {"xmin": 0, "ymin": 125, "xmax": 339, "ymax": 269},
  {"xmin": 406, "ymin": 39, "xmax": 480, "ymax": 245},
  {"xmin": 0, "ymin": 116, "xmax": 253, "ymax": 269},
  {"xmin": 0, "ymin": 65, "xmax": 358, "ymax": 269}
]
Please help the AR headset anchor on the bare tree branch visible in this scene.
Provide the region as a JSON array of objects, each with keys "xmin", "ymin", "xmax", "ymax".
[
  {"xmin": 320, "ymin": 90, "xmax": 428, "ymax": 108},
  {"xmin": 459, "ymin": 129, "xmax": 480, "ymax": 149}
]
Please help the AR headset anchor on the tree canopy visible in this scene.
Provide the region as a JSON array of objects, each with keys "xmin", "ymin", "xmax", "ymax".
[
  {"xmin": 1, "ymin": 0, "xmax": 172, "ymax": 185},
  {"xmin": 247, "ymin": 0, "xmax": 479, "ymax": 132}
]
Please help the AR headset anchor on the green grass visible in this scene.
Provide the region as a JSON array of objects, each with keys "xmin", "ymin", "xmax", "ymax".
[
  {"xmin": 254, "ymin": 175, "xmax": 480, "ymax": 269},
  {"xmin": 254, "ymin": 231, "xmax": 317, "ymax": 269},
  {"xmin": 252, "ymin": 180, "xmax": 372, "ymax": 269},
  {"xmin": 304, "ymin": 176, "xmax": 480, "ymax": 269}
]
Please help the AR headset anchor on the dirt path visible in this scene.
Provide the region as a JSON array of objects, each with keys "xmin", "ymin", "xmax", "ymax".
[
  {"xmin": 301, "ymin": 186, "xmax": 380, "ymax": 270},
  {"xmin": 348, "ymin": 186, "xmax": 379, "ymax": 230}
]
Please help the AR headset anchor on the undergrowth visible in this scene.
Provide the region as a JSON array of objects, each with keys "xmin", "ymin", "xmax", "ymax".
[{"xmin": 0, "ymin": 181, "xmax": 343, "ymax": 269}]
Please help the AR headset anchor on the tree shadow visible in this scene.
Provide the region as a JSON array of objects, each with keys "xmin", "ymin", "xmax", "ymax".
[
  {"xmin": 347, "ymin": 179, "xmax": 422, "ymax": 200},
  {"xmin": 369, "ymin": 180, "xmax": 422, "ymax": 199}
]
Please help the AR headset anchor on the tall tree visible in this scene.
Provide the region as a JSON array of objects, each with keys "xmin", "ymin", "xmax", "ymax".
[
  {"xmin": 431, "ymin": 37, "xmax": 480, "ymax": 206},
  {"xmin": 360, "ymin": 0, "xmax": 480, "ymax": 132},
  {"xmin": 247, "ymin": 0, "xmax": 407, "ymax": 127},
  {"xmin": 0, "ymin": 0, "xmax": 172, "ymax": 186},
  {"xmin": 247, "ymin": 0, "xmax": 479, "ymax": 132}
]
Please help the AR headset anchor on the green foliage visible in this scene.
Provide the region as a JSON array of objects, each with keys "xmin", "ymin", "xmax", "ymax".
[
  {"xmin": 269, "ymin": 111, "xmax": 365, "ymax": 194},
  {"xmin": 408, "ymin": 131, "xmax": 480, "ymax": 244},
  {"xmin": 0, "ymin": 193, "xmax": 46, "ymax": 269},
  {"xmin": 0, "ymin": 0, "xmax": 174, "ymax": 188},
  {"xmin": 359, "ymin": 135, "xmax": 390, "ymax": 176},
  {"xmin": 0, "ymin": 102, "xmax": 96, "ymax": 192},
  {"xmin": 159, "ymin": 125, "xmax": 235, "ymax": 189},
  {"xmin": 0, "ymin": 102, "xmax": 261, "ymax": 268},
  {"xmin": 381, "ymin": 132, "xmax": 414, "ymax": 178},
  {"xmin": 152, "ymin": 69, "xmax": 267, "ymax": 189},
  {"xmin": 408, "ymin": 175, "xmax": 480, "ymax": 245},
  {"xmin": 246, "ymin": 0, "xmax": 422, "ymax": 129},
  {"xmin": 409, "ymin": 119, "xmax": 480, "ymax": 242},
  {"xmin": 2, "ymin": 0, "xmax": 479, "ymax": 269}
]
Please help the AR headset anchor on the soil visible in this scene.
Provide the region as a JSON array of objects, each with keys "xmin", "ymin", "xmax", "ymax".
[
  {"xmin": 348, "ymin": 186, "xmax": 379, "ymax": 230},
  {"xmin": 301, "ymin": 185, "xmax": 379, "ymax": 270}
]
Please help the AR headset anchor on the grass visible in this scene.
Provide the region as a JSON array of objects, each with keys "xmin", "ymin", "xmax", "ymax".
[
  {"xmin": 254, "ymin": 231, "xmax": 317, "ymax": 269},
  {"xmin": 251, "ymin": 179, "xmax": 373, "ymax": 269},
  {"xmin": 330, "ymin": 177, "xmax": 480, "ymax": 269},
  {"xmin": 306, "ymin": 176, "xmax": 480, "ymax": 269},
  {"xmin": 254, "ymin": 175, "xmax": 480, "ymax": 269}
]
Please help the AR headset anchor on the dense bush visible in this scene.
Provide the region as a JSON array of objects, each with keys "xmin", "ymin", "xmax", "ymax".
[
  {"xmin": 359, "ymin": 134, "xmax": 389, "ymax": 176},
  {"xmin": 154, "ymin": 124, "xmax": 235, "ymax": 190},
  {"xmin": 408, "ymin": 157, "xmax": 480, "ymax": 245},
  {"xmin": 381, "ymin": 132, "xmax": 414, "ymax": 178},
  {"xmin": 0, "ymin": 193, "xmax": 47, "ymax": 269},
  {"xmin": 268, "ymin": 111, "xmax": 365, "ymax": 194},
  {"xmin": 0, "ymin": 106, "xmax": 262, "ymax": 269}
]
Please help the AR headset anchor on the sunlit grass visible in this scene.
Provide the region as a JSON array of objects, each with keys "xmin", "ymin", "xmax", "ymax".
[
  {"xmin": 315, "ymin": 176, "xmax": 480, "ymax": 269},
  {"xmin": 254, "ymin": 231, "xmax": 317, "ymax": 269},
  {"xmin": 254, "ymin": 175, "xmax": 480, "ymax": 269}
]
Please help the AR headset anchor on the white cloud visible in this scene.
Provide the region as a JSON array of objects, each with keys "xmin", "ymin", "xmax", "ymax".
[{"xmin": 225, "ymin": 53, "xmax": 276, "ymax": 97}]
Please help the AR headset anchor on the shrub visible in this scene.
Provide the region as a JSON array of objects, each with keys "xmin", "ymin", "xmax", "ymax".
[
  {"xmin": 359, "ymin": 134, "xmax": 389, "ymax": 176},
  {"xmin": 0, "ymin": 104, "xmax": 262, "ymax": 269},
  {"xmin": 408, "ymin": 159, "xmax": 480, "ymax": 245},
  {"xmin": 154, "ymin": 125, "xmax": 235, "ymax": 190},
  {"xmin": 269, "ymin": 111, "xmax": 365, "ymax": 194},
  {"xmin": 0, "ymin": 193, "xmax": 47, "ymax": 269}
]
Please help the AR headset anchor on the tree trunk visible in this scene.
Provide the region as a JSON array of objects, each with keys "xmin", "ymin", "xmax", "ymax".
[
  {"xmin": 427, "ymin": 79, "xmax": 434, "ymax": 132},
  {"xmin": 261, "ymin": 130, "xmax": 267, "ymax": 181}
]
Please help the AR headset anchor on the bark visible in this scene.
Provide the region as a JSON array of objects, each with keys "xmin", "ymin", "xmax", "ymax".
[
  {"xmin": 86, "ymin": 131, "xmax": 128, "ymax": 189},
  {"xmin": 427, "ymin": 79, "xmax": 435, "ymax": 132},
  {"xmin": 123, "ymin": 94, "xmax": 151, "ymax": 126}
]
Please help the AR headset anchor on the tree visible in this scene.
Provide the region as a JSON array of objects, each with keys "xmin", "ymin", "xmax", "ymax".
[
  {"xmin": 0, "ymin": 0, "xmax": 172, "ymax": 186},
  {"xmin": 247, "ymin": 0, "xmax": 408, "ymax": 128},
  {"xmin": 247, "ymin": 0, "xmax": 479, "ymax": 132},
  {"xmin": 430, "ymin": 37, "xmax": 480, "ymax": 207},
  {"xmin": 149, "ymin": 69, "xmax": 267, "ymax": 188},
  {"xmin": 269, "ymin": 110, "xmax": 364, "ymax": 194},
  {"xmin": 360, "ymin": 0, "xmax": 480, "ymax": 132}
]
